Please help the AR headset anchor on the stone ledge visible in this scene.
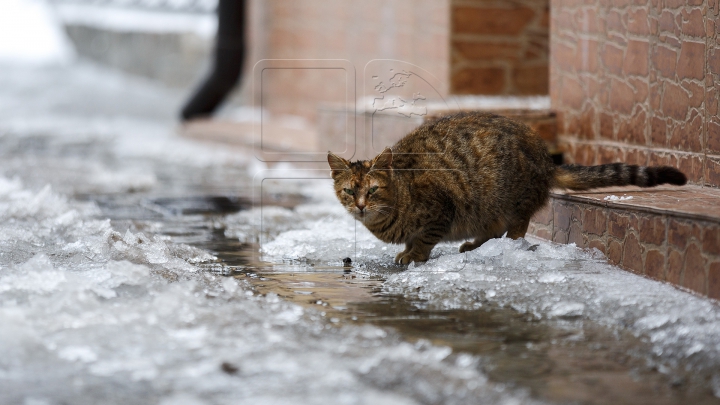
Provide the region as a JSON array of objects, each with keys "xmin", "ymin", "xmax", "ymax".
[{"xmin": 529, "ymin": 185, "xmax": 720, "ymax": 300}]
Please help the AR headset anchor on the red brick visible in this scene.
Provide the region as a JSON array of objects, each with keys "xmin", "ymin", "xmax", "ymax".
[
  {"xmin": 707, "ymin": 121, "xmax": 720, "ymax": 155},
  {"xmin": 540, "ymin": 5, "xmax": 550, "ymax": 28},
  {"xmin": 531, "ymin": 204, "xmax": 553, "ymax": 226},
  {"xmin": 608, "ymin": 211, "xmax": 631, "ymax": 239},
  {"xmin": 650, "ymin": 116, "xmax": 667, "ymax": 146},
  {"xmin": 553, "ymin": 229, "xmax": 569, "ymax": 244},
  {"xmin": 617, "ymin": 110, "xmax": 647, "ymax": 145},
  {"xmin": 598, "ymin": 144, "xmax": 620, "ymax": 164},
  {"xmin": 706, "ymin": 157, "xmax": 720, "ymax": 187},
  {"xmin": 568, "ymin": 222, "xmax": 586, "ymax": 247},
  {"xmin": 646, "ymin": 249, "xmax": 666, "ymax": 280},
  {"xmin": 683, "ymin": 80, "xmax": 704, "ymax": 108},
  {"xmin": 666, "ymin": 248, "xmax": 684, "ymax": 285},
  {"xmin": 600, "ymin": 112, "xmax": 614, "ymax": 140},
  {"xmin": 608, "ymin": 10, "xmax": 626, "ymax": 33},
  {"xmin": 607, "ymin": 239, "xmax": 623, "ymax": 265},
  {"xmin": 622, "ymin": 233, "xmax": 644, "ymax": 273},
  {"xmin": 638, "ymin": 215, "xmax": 666, "ymax": 245},
  {"xmin": 661, "ymin": 82, "xmax": 690, "ymax": 120},
  {"xmin": 554, "ymin": 42, "xmax": 577, "ymax": 72},
  {"xmin": 707, "ymin": 86, "xmax": 719, "ymax": 118},
  {"xmin": 669, "ymin": 111, "xmax": 703, "ymax": 152},
  {"xmin": 628, "ymin": 77, "xmax": 649, "ymax": 104},
  {"xmin": 653, "ymin": 45, "xmax": 678, "ymax": 78},
  {"xmin": 534, "ymin": 228, "xmax": 552, "ymax": 241},
  {"xmin": 677, "ymin": 41, "xmax": 706, "ymax": 80},
  {"xmin": 560, "ymin": 77, "xmax": 586, "ymax": 109},
  {"xmin": 553, "ymin": 202, "xmax": 572, "ymax": 232},
  {"xmin": 625, "ymin": 147, "xmax": 649, "ymax": 166},
  {"xmin": 702, "ymin": 223, "xmax": 720, "ymax": 256},
  {"xmin": 588, "ymin": 239, "xmax": 606, "ymax": 254},
  {"xmin": 610, "ymin": 79, "xmax": 636, "ymax": 115},
  {"xmin": 683, "ymin": 243, "xmax": 707, "ymax": 295},
  {"xmin": 627, "ymin": 7, "xmax": 650, "ymax": 35},
  {"xmin": 709, "ymin": 262, "xmax": 720, "ymax": 300},
  {"xmin": 668, "ymin": 219, "xmax": 700, "ymax": 249},
  {"xmin": 452, "ymin": 68, "xmax": 506, "ymax": 95},
  {"xmin": 453, "ymin": 41, "xmax": 521, "ymax": 61},
  {"xmin": 658, "ymin": 10, "xmax": 679, "ymax": 34},
  {"xmin": 583, "ymin": 207, "xmax": 607, "ymax": 236},
  {"xmin": 710, "ymin": 49, "xmax": 720, "ymax": 75},
  {"xmin": 623, "ymin": 40, "xmax": 649, "ymax": 76},
  {"xmin": 514, "ymin": 65, "xmax": 549, "ymax": 95},
  {"xmin": 602, "ymin": 44, "xmax": 625, "ymax": 75},
  {"xmin": 681, "ymin": 8, "xmax": 705, "ymax": 37},
  {"xmin": 673, "ymin": 153, "xmax": 704, "ymax": 185},
  {"xmin": 453, "ymin": 6, "xmax": 535, "ymax": 35},
  {"xmin": 577, "ymin": 39, "xmax": 599, "ymax": 72}
]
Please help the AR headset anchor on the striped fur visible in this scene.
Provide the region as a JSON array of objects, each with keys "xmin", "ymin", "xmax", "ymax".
[
  {"xmin": 554, "ymin": 163, "xmax": 686, "ymax": 190},
  {"xmin": 328, "ymin": 111, "xmax": 687, "ymax": 264}
]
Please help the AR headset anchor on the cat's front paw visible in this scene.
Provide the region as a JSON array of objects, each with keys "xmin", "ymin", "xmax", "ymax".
[
  {"xmin": 395, "ymin": 250, "xmax": 429, "ymax": 265},
  {"xmin": 459, "ymin": 241, "xmax": 478, "ymax": 253}
]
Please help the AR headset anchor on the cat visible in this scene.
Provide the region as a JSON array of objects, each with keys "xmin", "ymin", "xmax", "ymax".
[{"xmin": 328, "ymin": 112, "xmax": 687, "ymax": 264}]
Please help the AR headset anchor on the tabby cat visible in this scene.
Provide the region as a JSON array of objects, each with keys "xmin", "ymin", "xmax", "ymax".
[{"xmin": 328, "ymin": 112, "xmax": 686, "ymax": 264}]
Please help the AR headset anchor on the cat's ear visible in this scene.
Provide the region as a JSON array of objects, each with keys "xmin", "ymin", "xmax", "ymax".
[
  {"xmin": 371, "ymin": 147, "xmax": 393, "ymax": 171},
  {"xmin": 327, "ymin": 152, "xmax": 350, "ymax": 173}
]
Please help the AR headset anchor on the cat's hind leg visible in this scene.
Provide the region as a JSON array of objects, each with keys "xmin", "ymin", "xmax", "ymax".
[
  {"xmin": 459, "ymin": 236, "xmax": 491, "ymax": 253},
  {"xmin": 458, "ymin": 220, "xmax": 506, "ymax": 253},
  {"xmin": 506, "ymin": 218, "xmax": 531, "ymax": 239}
]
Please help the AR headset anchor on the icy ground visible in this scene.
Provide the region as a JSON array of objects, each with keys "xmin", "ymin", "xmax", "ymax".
[
  {"xmin": 2, "ymin": 62, "xmax": 720, "ymax": 404},
  {"xmin": 0, "ymin": 63, "xmax": 550, "ymax": 405}
]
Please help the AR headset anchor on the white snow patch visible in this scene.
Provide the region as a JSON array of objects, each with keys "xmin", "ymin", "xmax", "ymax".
[{"xmin": 604, "ymin": 194, "xmax": 634, "ymax": 201}]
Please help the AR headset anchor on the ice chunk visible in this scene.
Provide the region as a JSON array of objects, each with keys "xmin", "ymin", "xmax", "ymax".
[{"xmin": 549, "ymin": 302, "xmax": 585, "ymax": 318}]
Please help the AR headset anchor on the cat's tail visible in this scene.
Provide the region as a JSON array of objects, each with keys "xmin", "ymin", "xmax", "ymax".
[{"xmin": 552, "ymin": 163, "xmax": 687, "ymax": 191}]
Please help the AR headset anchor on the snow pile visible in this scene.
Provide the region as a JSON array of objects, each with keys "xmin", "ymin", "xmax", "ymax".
[{"xmin": 0, "ymin": 0, "xmax": 74, "ymax": 65}]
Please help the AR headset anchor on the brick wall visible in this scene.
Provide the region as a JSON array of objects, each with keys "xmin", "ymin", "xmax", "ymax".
[
  {"xmin": 551, "ymin": 0, "xmax": 720, "ymax": 187},
  {"xmin": 249, "ymin": 0, "xmax": 451, "ymax": 123},
  {"xmin": 450, "ymin": 0, "xmax": 550, "ymax": 95}
]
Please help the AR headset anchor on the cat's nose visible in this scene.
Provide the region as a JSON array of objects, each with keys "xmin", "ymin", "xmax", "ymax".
[{"xmin": 356, "ymin": 203, "xmax": 365, "ymax": 211}]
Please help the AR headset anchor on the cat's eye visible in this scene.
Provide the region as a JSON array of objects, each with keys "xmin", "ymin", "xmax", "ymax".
[
  {"xmin": 368, "ymin": 186, "xmax": 378, "ymax": 194},
  {"xmin": 344, "ymin": 188, "xmax": 354, "ymax": 195}
]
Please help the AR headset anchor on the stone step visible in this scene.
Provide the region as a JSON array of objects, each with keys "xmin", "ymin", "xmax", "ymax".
[{"xmin": 529, "ymin": 185, "xmax": 720, "ymax": 300}]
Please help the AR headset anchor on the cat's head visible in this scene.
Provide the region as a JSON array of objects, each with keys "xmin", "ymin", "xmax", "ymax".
[{"xmin": 327, "ymin": 148, "xmax": 394, "ymax": 221}]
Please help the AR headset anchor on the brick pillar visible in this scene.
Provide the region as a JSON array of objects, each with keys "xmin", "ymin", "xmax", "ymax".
[{"xmin": 450, "ymin": 0, "xmax": 550, "ymax": 95}]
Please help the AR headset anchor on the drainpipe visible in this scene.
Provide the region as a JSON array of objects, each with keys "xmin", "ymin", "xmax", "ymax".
[{"xmin": 180, "ymin": 0, "xmax": 246, "ymax": 121}]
